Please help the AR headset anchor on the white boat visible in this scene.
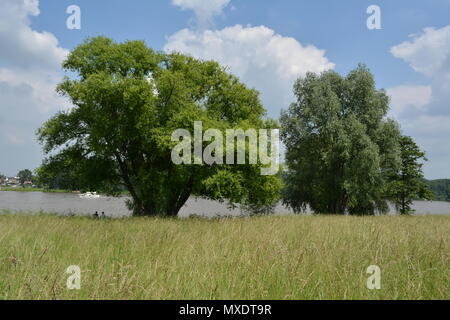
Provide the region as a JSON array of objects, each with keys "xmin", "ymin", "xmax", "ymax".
[{"xmin": 79, "ymin": 192, "xmax": 101, "ymax": 199}]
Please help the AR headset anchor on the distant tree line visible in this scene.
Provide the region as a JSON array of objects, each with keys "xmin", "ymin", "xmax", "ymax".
[{"xmin": 423, "ymin": 179, "xmax": 450, "ymax": 201}]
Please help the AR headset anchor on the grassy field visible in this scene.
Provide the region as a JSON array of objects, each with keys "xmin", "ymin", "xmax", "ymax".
[{"xmin": 0, "ymin": 213, "xmax": 448, "ymax": 300}]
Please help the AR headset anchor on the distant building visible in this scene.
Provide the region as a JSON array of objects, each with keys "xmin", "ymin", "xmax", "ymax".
[{"xmin": 5, "ymin": 177, "xmax": 19, "ymax": 186}]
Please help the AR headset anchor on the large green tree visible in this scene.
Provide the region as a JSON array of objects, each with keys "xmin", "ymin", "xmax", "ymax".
[
  {"xmin": 17, "ymin": 169, "xmax": 34, "ymax": 185},
  {"xmin": 38, "ymin": 37, "xmax": 281, "ymax": 216},
  {"xmin": 281, "ymin": 65, "xmax": 401, "ymax": 215},
  {"xmin": 387, "ymin": 136, "xmax": 433, "ymax": 214}
]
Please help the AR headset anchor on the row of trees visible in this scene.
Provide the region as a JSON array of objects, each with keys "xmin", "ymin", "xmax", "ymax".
[
  {"xmin": 36, "ymin": 37, "xmax": 432, "ymax": 216},
  {"xmin": 280, "ymin": 68, "xmax": 433, "ymax": 215}
]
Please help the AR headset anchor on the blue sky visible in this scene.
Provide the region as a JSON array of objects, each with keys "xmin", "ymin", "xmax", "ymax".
[
  {"xmin": 31, "ymin": 0, "xmax": 449, "ymax": 88},
  {"xmin": 0, "ymin": 0, "xmax": 449, "ymax": 178}
]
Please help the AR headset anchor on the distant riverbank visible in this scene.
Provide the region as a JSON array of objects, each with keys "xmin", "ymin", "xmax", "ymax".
[
  {"xmin": 0, "ymin": 187, "xmax": 129, "ymax": 196},
  {"xmin": 0, "ymin": 187, "xmax": 71, "ymax": 193}
]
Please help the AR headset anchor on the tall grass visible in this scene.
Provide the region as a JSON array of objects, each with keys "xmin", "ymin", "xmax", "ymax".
[{"xmin": 0, "ymin": 214, "xmax": 448, "ymax": 300}]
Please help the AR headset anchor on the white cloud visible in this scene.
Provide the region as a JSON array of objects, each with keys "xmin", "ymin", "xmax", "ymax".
[
  {"xmin": 386, "ymin": 85, "xmax": 432, "ymax": 118},
  {"xmin": 0, "ymin": 0, "xmax": 69, "ymax": 176},
  {"xmin": 171, "ymin": 0, "xmax": 231, "ymax": 29},
  {"xmin": 0, "ymin": 0, "xmax": 68, "ymax": 70},
  {"xmin": 390, "ymin": 26, "xmax": 450, "ymax": 116},
  {"xmin": 164, "ymin": 25, "xmax": 335, "ymax": 117},
  {"xmin": 389, "ymin": 25, "xmax": 450, "ymax": 179},
  {"xmin": 390, "ymin": 26, "xmax": 450, "ymax": 77}
]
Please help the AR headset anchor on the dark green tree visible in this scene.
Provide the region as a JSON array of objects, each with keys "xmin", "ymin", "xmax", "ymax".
[
  {"xmin": 281, "ymin": 65, "xmax": 401, "ymax": 215},
  {"xmin": 34, "ymin": 154, "xmax": 121, "ymax": 192},
  {"xmin": 422, "ymin": 179, "xmax": 450, "ymax": 201},
  {"xmin": 388, "ymin": 136, "xmax": 433, "ymax": 214},
  {"xmin": 17, "ymin": 169, "xmax": 34, "ymax": 185},
  {"xmin": 37, "ymin": 37, "xmax": 282, "ymax": 216}
]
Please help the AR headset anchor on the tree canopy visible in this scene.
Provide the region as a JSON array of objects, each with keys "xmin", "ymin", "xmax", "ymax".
[
  {"xmin": 281, "ymin": 65, "xmax": 402, "ymax": 215},
  {"xmin": 37, "ymin": 37, "xmax": 282, "ymax": 216}
]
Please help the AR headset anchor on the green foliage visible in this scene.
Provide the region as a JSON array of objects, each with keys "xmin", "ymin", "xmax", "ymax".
[
  {"xmin": 281, "ymin": 65, "xmax": 401, "ymax": 215},
  {"xmin": 387, "ymin": 136, "xmax": 434, "ymax": 214},
  {"xmin": 34, "ymin": 152, "xmax": 122, "ymax": 193},
  {"xmin": 17, "ymin": 169, "xmax": 34, "ymax": 185},
  {"xmin": 37, "ymin": 37, "xmax": 282, "ymax": 216},
  {"xmin": 423, "ymin": 179, "xmax": 450, "ymax": 202}
]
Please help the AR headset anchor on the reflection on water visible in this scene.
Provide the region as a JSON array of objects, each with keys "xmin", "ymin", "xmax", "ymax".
[{"xmin": 0, "ymin": 191, "xmax": 449, "ymax": 217}]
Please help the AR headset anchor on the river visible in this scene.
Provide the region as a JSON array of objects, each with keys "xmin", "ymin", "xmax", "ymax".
[{"xmin": 0, "ymin": 191, "xmax": 449, "ymax": 217}]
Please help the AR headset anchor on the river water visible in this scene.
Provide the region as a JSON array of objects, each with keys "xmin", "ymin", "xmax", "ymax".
[{"xmin": 0, "ymin": 191, "xmax": 449, "ymax": 217}]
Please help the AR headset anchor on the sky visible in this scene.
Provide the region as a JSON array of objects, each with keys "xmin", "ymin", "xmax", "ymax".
[{"xmin": 0, "ymin": 0, "xmax": 449, "ymax": 179}]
